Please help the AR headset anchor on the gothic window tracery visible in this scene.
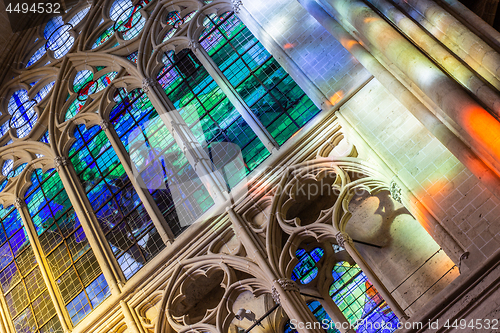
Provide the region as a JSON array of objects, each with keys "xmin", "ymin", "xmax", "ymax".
[
  {"xmin": 92, "ymin": 0, "xmax": 150, "ymax": 49},
  {"xmin": 25, "ymin": 6, "xmax": 90, "ymax": 67},
  {"xmin": 3, "ymin": 82, "xmax": 54, "ymax": 140}
]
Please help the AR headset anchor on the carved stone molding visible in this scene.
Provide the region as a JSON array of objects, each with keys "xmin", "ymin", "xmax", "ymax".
[
  {"xmin": 188, "ymin": 40, "xmax": 200, "ymax": 51},
  {"xmin": 142, "ymin": 78, "xmax": 158, "ymax": 94},
  {"xmin": 14, "ymin": 198, "xmax": 24, "ymax": 209},
  {"xmin": 232, "ymin": 0, "xmax": 243, "ymax": 13},
  {"xmin": 54, "ymin": 156, "xmax": 69, "ymax": 171},
  {"xmin": 335, "ymin": 231, "xmax": 353, "ymax": 248},
  {"xmin": 271, "ymin": 278, "xmax": 300, "ymax": 304},
  {"xmin": 99, "ymin": 120, "xmax": 110, "ymax": 131}
]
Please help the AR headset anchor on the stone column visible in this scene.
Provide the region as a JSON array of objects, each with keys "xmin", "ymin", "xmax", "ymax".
[
  {"xmin": 321, "ymin": 0, "xmax": 500, "ymax": 177},
  {"xmin": 190, "ymin": 42, "xmax": 280, "ymax": 153},
  {"xmin": 368, "ymin": 0, "xmax": 500, "ymax": 119},
  {"xmin": 98, "ymin": 120, "xmax": 174, "ymax": 244},
  {"xmin": 335, "ymin": 231, "xmax": 408, "ymax": 320},
  {"xmin": 15, "ymin": 198, "xmax": 72, "ymax": 332},
  {"xmin": 55, "ymin": 156, "xmax": 124, "ymax": 294},
  {"xmin": 0, "ymin": 299, "xmax": 13, "ymax": 333},
  {"xmin": 393, "ymin": 0, "xmax": 500, "ymax": 88},
  {"xmin": 227, "ymin": 208, "xmax": 322, "ymax": 333},
  {"xmin": 142, "ymin": 77, "xmax": 231, "ymax": 206}
]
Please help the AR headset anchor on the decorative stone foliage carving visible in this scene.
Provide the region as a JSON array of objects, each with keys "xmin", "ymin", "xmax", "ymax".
[
  {"xmin": 232, "ymin": 0, "xmax": 243, "ymax": 13},
  {"xmin": 390, "ymin": 180, "xmax": 402, "ymax": 203},
  {"xmin": 271, "ymin": 278, "xmax": 300, "ymax": 304}
]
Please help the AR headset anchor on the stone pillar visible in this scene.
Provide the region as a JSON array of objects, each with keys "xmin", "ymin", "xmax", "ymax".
[
  {"xmin": 98, "ymin": 120, "xmax": 174, "ymax": 244},
  {"xmin": 439, "ymin": 0, "xmax": 500, "ymax": 49},
  {"xmin": 335, "ymin": 231, "xmax": 408, "ymax": 320},
  {"xmin": 190, "ymin": 42, "xmax": 280, "ymax": 153},
  {"xmin": 227, "ymin": 208, "xmax": 321, "ymax": 333},
  {"xmin": 393, "ymin": 0, "xmax": 500, "ymax": 88},
  {"xmin": 368, "ymin": 0, "xmax": 500, "ymax": 119},
  {"xmin": 0, "ymin": 299, "xmax": 13, "ymax": 333},
  {"xmin": 55, "ymin": 156, "xmax": 125, "ymax": 294},
  {"xmin": 142, "ymin": 77, "xmax": 231, "ymax": 206},
  {"xmin": 321, "ymin": 0, "xmax": 500, "ymax": 177},
  {"xmin": 15, "ymin": 198, "xmax": 72, "ymax": 332}
]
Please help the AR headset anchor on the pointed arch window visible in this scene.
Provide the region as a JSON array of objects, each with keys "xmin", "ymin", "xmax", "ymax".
[
  {"xmin": 25, "ymin": 169, "xmax": 110, "ymax": 325},
  {"xmin": 109, "ymin": 88, "xmax": 215, "ymax": 234},
  {"xmin": 0, "ymin": 205, "xmax": 62, "ymax": 333},
  {"xmin": 69, "ymin": 125, "xmax": 166, "ymax": 279}
]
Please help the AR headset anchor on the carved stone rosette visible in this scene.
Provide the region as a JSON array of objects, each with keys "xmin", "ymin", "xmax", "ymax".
[
  {"xmin": 14, "ymin": 198, "xmax": 24, "ymax": 209},
  {"xmin": 99, "ymin": 120, "xmax": 110, "ymax": 131},
  {"xmin": 390, "ymin": 181, "xmax": 402, "ymax": 203}
]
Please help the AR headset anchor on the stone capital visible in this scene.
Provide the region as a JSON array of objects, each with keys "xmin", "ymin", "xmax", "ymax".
[
  {"xmin": 271, "ymin": 278, "xmax": 300, "ymax": 304},
  {"xmin": 335, "ymin": 231, "xmax": 353, "ymax": 247},
  {"xmin": 54, "ymin": 156, "xmax": 69, "ymax": 171},
  {"xmin": 142, "ymin": 78, "xmax": 158, "ymax": 94}
]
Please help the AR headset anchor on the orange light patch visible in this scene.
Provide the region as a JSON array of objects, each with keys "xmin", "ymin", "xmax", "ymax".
[
  {"xmin": 330, "ymin": 90, "xmax": 345, "ymax": 105},
  {"xmin": 283, "ymin": 43, "xmax": 296, "ymax": 49},
  {"xmin": 462, "ymin": 105, "xmax": 500, "ymax": 159}
]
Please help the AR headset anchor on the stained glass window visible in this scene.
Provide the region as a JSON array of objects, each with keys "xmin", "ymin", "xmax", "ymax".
[
  {"xmin": 0, "ymin": 205, "xmax": 63, "ymax": 333},
  {"xmin": 25, "ymin": 169, "xmax": 110, "ymax": 324},
  {"xmin": 291, "ymin": 249, "xmax": 399, "ymax": 333},
  {"xmin": 3, "ymin": 82, "xmax": 55, "ymax": 139},
  {"xmin": 157, "ymin": 49, "xmax": 270, "ymax": 180},
  {"xmin": 330, "ymin": 262, "xmax": 399, "ymax": 333},
  {"xmin": 162, "ymin": 10, "xmax": 197, "ymax": 42},
  {"xmin": 65, "ymin": 70, "xmax": 117, "ymax": 121},
  {"xmin": 308, "ymin": 301, "xmax": 340, "ymax": 333},
  {"xmin": 92, "ymin": 0, "xmax": 149, "ymax": 49},
  {"xmin": 26, "ymin": 7, "xmax": 90, "ymax": 67},
  {"xmin": 109, "ymin": 88, "xmax": 214, "ymax": 234},
  {"xmin": 291, "ymin": 248, "xmax": 324, "ymax": 284},
  {"xmin": 69, "ymin": 124, "xmax": 166, "ymax": 279},
  {"xmin": 200, "ymin": 12, "xmax": 320, "ymax": 145}
]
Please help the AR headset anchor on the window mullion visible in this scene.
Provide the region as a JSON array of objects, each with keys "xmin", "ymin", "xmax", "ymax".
[
  {"xmin": 142, "ymin": 78, "xmax": 231, "ymax": 206},
  {"xmin": 0, "ymin": 289, "xmax": 15, "ymax": 333},
  {"xmin": 98, "ymin": 120, "xmax": 176, "ymax": 243},
  {"xmin": 14, "ymin": 198, "xmax": 73, "ymax": 332},
  {"xmin": 190, "ymin": 42, "xmax": 279, "ymax": 153}
]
